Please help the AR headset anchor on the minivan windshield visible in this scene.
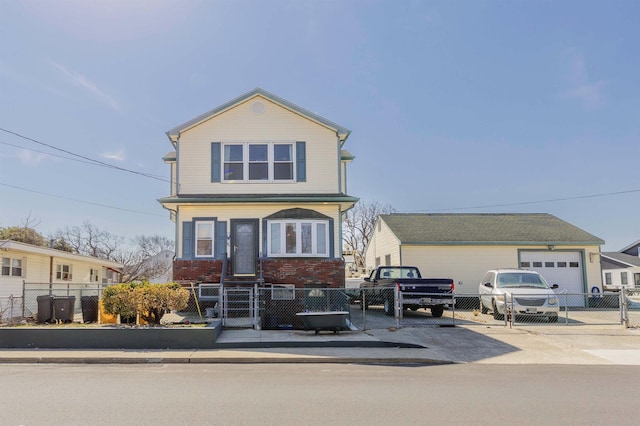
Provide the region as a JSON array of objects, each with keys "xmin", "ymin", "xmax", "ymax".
[{"xmin": 496, "ymin": 273, "xmax": 549, "ymax": 289}]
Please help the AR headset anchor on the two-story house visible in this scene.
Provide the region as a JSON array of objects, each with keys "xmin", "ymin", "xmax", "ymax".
[{"xmin": 159, "ymin": 89, "xmax": 358, "ymax": 303}]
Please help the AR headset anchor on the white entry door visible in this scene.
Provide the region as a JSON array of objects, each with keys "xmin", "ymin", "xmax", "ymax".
[{"xmin": 520, "ymin": 251, "xmax": 584, "ymax": 295}]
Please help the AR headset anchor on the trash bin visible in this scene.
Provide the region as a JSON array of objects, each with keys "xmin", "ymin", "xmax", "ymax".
[
  {"xmin": 81, "ymin": 295, "xmax": 99, "ymax": 323},
  {"xmin": 36, "ymin": 295, "xmax": 54, "ymax": 324},
  {"xmin": 53, "ymin": 296, "xmax": 76, "ymax": 323}
]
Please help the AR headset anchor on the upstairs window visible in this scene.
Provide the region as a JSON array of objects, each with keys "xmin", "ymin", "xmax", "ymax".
[{"xmin": 222, "ymin": 142, "xmax": 295, "ymax": 182}]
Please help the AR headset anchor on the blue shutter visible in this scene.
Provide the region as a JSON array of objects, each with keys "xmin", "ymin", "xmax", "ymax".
[
  {"xmin": 211, "ymin": 142, "xmax": 221, "ymax": 182},
  {"xmin": 182, "ymin": 221, "xmax": 194, "ymax": 259},
  {"xmin": 215, "ymin": 221, "xmax": 227, "ymax": 259},
  {"xmin": 296, "ymin": 141, "xmax": 306, "ymax": 182},
  {"xmin": 328, "ymin": 219, "xmax": 334, "ymax": 258}
]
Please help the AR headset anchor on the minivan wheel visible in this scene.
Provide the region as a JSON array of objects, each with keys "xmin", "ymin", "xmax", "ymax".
[
  {"xmin": 548, "ymin": 315, "xmax": 558, "ymax": 323},
  {"xmin": 481, "ymin": 300, "xmax": 489, "ymax": 314}
]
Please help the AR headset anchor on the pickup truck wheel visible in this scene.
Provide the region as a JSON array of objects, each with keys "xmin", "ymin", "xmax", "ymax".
[
  {"xmin": 431, "ymin": 305, "xmax": 444, "ymax": 318},
  {"xmin": 492, "ymin": 300, "xmax": 503, "ymax": 320},
  {"xmin": 383, "ymin": 298, "xmax": 394, "ymax": 316}
]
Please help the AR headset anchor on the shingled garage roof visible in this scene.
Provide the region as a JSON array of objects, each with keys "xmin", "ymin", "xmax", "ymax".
[{"xmin": 380, "ymin": 213, "xmax": 604, "ymax": 246}]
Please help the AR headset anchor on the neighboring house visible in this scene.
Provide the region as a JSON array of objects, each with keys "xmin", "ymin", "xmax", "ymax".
[
  {"xmin": 146, "ymin": 249, "xmax": 174, "ymax": 283},
  {"xmin": 601, "ymin": 239, "xmax": 640, "ymax": 290},
  {"xmin": 0, "ymin": 239, "xmax": 122, "ymax": 298},
  {"xmin": 159, "ymin": 88, "xmax": 358, "ymax": 292},
  {"xmin": 364, "ymin": 213, "xmax": 604, "ymax": 299}
]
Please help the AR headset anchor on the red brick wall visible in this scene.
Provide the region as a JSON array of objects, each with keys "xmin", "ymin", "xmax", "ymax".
[{"xmin": 173, "ymin": 258, "xmax": 345, "ymax": 288}]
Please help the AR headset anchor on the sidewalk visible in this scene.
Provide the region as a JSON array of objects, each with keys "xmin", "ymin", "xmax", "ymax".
[{"xmin": 1, "ymin": 324, "xmax": 639, "ymax": 365}]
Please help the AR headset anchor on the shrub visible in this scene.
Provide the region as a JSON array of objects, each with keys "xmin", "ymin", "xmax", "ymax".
[{"xmin": 102, "ymin": 282, "xmax": 189, "ymax": 325}]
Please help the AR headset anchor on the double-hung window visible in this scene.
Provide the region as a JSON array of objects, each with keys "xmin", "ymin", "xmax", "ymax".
[
  {"xmin": 223, "ymin": 142, "xmax": 294, "ymax": 182},
  {"xmin": 56, "ymin": 264, "xmax": 72, "ymax": 281},
  {"xmin": 195, "ymin": 220, "xmax": 215, "ymax": 257},
  {"xmin": 1, "ymin": 257, "xmax": 23, "ymax": 277},
  {"xmin": 268, "ymin": 220, "xmax": 329, "ymax": 257}
]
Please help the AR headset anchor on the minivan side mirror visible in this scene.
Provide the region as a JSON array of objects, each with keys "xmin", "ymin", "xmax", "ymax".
[
  {"xmin": 363, "ymin": 277, "xmax": 370, "ymax": 282},
  {"xmin": 483, "ymin": 283, "xmax": 493, "ymax": 288},
  {"xmin": 551, "ymin": 284, "xmax": 559, "ymax": 289}
]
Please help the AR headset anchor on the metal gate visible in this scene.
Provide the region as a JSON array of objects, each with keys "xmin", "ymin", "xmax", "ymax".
[{"xmin": 221, "ymin": 285, "xmax": 260, "ymax": 329}]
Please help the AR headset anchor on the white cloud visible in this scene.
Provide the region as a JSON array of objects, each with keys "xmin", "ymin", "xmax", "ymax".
[
  {"xmin": 102, "ymin": 149, "xmax": 126, "ymax": 161},
  {"xmin": 52, "ymin": 62, "xmax": 121, "ymax": 111},
  {"xmin": 17, "ymin": 149, "xmax": 51, "ymax": 166},
  {"xmin": 560, "ymin": 52, "xmax": 607, "ymax": 111}
]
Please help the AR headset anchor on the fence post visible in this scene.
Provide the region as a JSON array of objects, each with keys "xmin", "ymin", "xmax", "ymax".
[
  {"xmin": 564, "ymin": 291, "xmax": 569, "ymax": 324},
  {"xmin": 620, "ymin": 286, "xmax": 628, "ymax": 327},
  {"xmin": 362, "ymin": 290, "xmax": 367, "ymax": 331},
  {"xmin": 395, "ymin": 285, "xmax": 401, "ymax": 329},
  {"xmin": 254, "ymin": 283, "xmax": 260, "ymax": 330}
]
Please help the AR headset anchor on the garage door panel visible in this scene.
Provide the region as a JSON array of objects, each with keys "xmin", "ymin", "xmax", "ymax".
[{"xmin": 520, "ymin": 251, "xmax": 584, "ymax": 306}]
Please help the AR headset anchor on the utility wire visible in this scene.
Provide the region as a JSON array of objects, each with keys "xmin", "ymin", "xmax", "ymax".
[
  {"xmin": 0, "ymin": 127, "xmax": 170, "ymax": 182},
  {"xmin": 0, "ymin": 182, "xmax": 166, "ymax": 217},
  {"xmin": 408, "ymin": 189, "xmax": 640, "ymax": 212}
]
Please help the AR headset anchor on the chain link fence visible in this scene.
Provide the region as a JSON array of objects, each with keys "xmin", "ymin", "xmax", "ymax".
[{"xmin": 12, "ymin": 282, "xmax": 640, "ymax": 330}]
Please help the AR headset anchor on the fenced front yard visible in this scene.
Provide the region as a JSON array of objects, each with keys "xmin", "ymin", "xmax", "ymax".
[{"xmin": 2, "ymin": 283, "xmax": 639, "ymax": 330}]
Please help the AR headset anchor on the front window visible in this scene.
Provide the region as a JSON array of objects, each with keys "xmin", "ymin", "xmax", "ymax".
[
  {"xmin": 1, "ymin": 257, "xmax": 22, "ymax": 277},
  {"xmin": 223, "ymin": 142, "xmax": 295, "ymax": 182},
  {"xmin": 605, "ymin": 272, "xmax": 612, "ymax": 285},
  {"xmin": 268, "ymin": 220, "xmax": 329, "ymax": 257},
  {"xmin": 195, "ymin": 221, "xmax": 215, "ymax": 257},
  {"xmin": 56, "ymin": 264, "xmax": 72, "ymax": 281},
  {"xmin": 621, "ymin": 272, "xmax": 628, "ymax": 285}
]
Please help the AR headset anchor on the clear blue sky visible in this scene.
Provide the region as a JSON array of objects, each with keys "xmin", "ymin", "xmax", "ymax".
[{"xmin": 1, "ymin": 0, "xmax": 638, "ymax": 251}]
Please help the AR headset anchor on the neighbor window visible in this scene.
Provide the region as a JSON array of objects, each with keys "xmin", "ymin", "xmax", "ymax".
[
  {"xmin": 621, "ymin": 272, "xmax": 628, "ymax": 285},
  {"xmin": 267, "ymin": 220, "xmax": 329, "ymax": 257},
  {"xmin": 89, "ymin": 268, "xmax": 99, "ymax": 282},
  {"xmin": 223, "ymin": 142, "xmax": 294, "ymax": 182},
  {"xmin": 195, "ymin": 221, "xmax": 215, "ymax": 257},
  {"xmin": 1, "ymin": 257, "xmax": 23, "ymax": 277},
  {"xmin": 605, "ymin": 273, "xmax": 612, "ymax": 285},
  {"xmin": 384, "ymin": 254, "xmax": 391, "ymax": 266},
  {"xmin": 56, "ymin": 264, "xmax": 72, "ymax": 281}
]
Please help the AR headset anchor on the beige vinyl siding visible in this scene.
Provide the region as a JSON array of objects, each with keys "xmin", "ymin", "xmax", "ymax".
[
  {"xmin": 364, "ymin": 219, "xmax": 401, "ymax": 270},
  {"xmin": 177, "ymin": 95, "xmax": 340, "ymax": 194},
  {"xmin": 177, "ymin": 204, "xmax": 343, "ymax": 258}
]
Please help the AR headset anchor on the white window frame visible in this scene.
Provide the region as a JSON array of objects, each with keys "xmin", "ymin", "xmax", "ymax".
[
  {"xmin": 222, "ymin": 141, "xmax": 295, "ymax": 183},
  {"xmin": 267, "ymin": 220, "xmax": 329, "ymax": 257},
  {"xmin": 271, "ymin": 284, "xmax": 295, "ymax": 300},
  {"xmin": 56, "ymin": 264, "xmax": 73, "ymax": 281},
  {"xmin": 195, "ymin": 220, "xmax": 216, "ymax": 258},
  {"xmin": 1, "ymin": 257, "xmax": 23, "ymax": 277},
  {"xmin": 90, "ymin": 268, "xmax": 100, "ymax": 282}
]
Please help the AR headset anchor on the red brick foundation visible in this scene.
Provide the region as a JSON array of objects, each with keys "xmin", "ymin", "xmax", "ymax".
[{"xmin": 173, "ymin": 258, "xmax": 345, "ymax": 288}]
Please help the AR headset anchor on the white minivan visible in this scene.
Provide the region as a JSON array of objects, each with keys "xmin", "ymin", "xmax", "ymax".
[{"xmin": 479, "ymin": 269, "xmax": 560, "ymax": 322}]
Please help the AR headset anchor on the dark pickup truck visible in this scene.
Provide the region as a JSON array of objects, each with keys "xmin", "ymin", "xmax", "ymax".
[{"xmin": 359, "ymin": 266, "xmax": 454, "ymax": 317}]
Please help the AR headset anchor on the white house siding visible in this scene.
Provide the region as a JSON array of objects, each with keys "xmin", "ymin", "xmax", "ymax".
[
  {"xmin": 176, "ymin": 95, "xmax": 340, "ymax": 195},
  {"xmin": 177, "ymin": 203, "xmax": 343, "ymax": 259},
  {"xmin": 364, "ymin": 220, "xmax": 401, "ymax": 269},
  {"xmin": 400, "ymin": 245, "xmax": 518, "ymax": 295},
  {"xmin": 603, "ymin": 267, "xmax": 640, "ymax": 290}
]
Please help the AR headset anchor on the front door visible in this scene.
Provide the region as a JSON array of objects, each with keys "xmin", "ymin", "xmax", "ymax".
[{"xmin": 231, "ymin": 219, "xmax": 258, "ymax": 276}]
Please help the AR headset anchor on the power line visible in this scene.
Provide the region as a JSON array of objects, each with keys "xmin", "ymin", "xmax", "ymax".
[
  {"xmin": 0, "ymin": 182, "xmax": 166, "ymax": 217},
  {"xmin": 0, "ymin": 127, "xmax": 170, "ymax": 182},
  {"xmin": 408, "ymin": 189, "xmax": 640, "ymax": 212}
]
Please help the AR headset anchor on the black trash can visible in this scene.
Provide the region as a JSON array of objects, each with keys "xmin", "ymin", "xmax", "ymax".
[
  {"xmin": 53, "ymin": 296, "xmax": 76, "ymax": 323},
  {"xmin": 81, "ymin": 295, "xmax": 99, "ymax": 323},
  {"xmin": 36, "ymin": 295, "xmax": 54, "ymax": 324}
]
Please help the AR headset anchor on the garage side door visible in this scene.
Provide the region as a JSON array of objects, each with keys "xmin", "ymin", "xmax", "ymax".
[{"xmin": 520, "ymin": 251, "xmax": 584, "ymax": 296}]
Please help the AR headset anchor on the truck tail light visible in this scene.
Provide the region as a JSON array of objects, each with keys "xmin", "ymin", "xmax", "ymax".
[{"xmin": 451, "ymin": 281, "xmax": 455, "ymax": 292}]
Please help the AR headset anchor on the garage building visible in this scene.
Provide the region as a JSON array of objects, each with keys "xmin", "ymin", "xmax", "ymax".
[{"xmin": 364, "ymin": 213, "xmax": 604, "ymax": 297}]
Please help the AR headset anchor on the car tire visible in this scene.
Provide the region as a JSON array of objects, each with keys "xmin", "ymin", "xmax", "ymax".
[
  {"xmin": 431, "ymin": 305, "xmax": 444, "ymax": 318},
  {"xmin": 492, "ymin": 300, "xmax": 503, "ymax": 320},
  {"xmin": 480, "ymin": 300, "xmax": 489, "ymax": 314},
  {"xmin": 383, "ymin": 297, "xmax": 394, "ymax": 316}
]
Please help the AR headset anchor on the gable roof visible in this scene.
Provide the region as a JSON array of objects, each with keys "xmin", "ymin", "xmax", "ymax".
[
  {"xmin": 0, "ymin": 240, "xmax": 123, "ymax": 269},
  {"xmin": 620, "ymin": 239, "xmax": 640, "ymax": 256},
  {"xmin": 601, "ymin": 252, "xmax": 640, "ymax": 268},
  {"xmin": 379, "ymin": 213, "xmax": 604, "ymax": 246},
  {"xmin": 166, "ymin": 87, "xmax": 351, "ymax": 143}
]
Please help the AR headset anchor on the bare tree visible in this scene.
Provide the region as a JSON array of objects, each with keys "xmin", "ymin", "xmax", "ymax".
[
  {"xmin": 342, "ymin": 200, "xmax": 395, "ymax": 270},
  {"xmin": 54, "ymin": 223, "xmax": 174, "ymax": 283}
]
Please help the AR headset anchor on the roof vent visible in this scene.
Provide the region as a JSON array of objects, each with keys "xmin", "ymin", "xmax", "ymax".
[{"xmin": 251, "ymin": 101, "xmax": 265, "ymax": 114}]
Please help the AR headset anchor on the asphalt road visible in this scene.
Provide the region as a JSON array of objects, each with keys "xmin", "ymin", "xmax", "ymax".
[{"xmin": 1, "ymin": 364, "xmax": 638, "ymax": 425}]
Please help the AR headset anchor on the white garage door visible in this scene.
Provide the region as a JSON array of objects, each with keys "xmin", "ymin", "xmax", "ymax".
[{"xmin": 520, "ymin": 251, "xmax": 584, "ymax": 295}]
